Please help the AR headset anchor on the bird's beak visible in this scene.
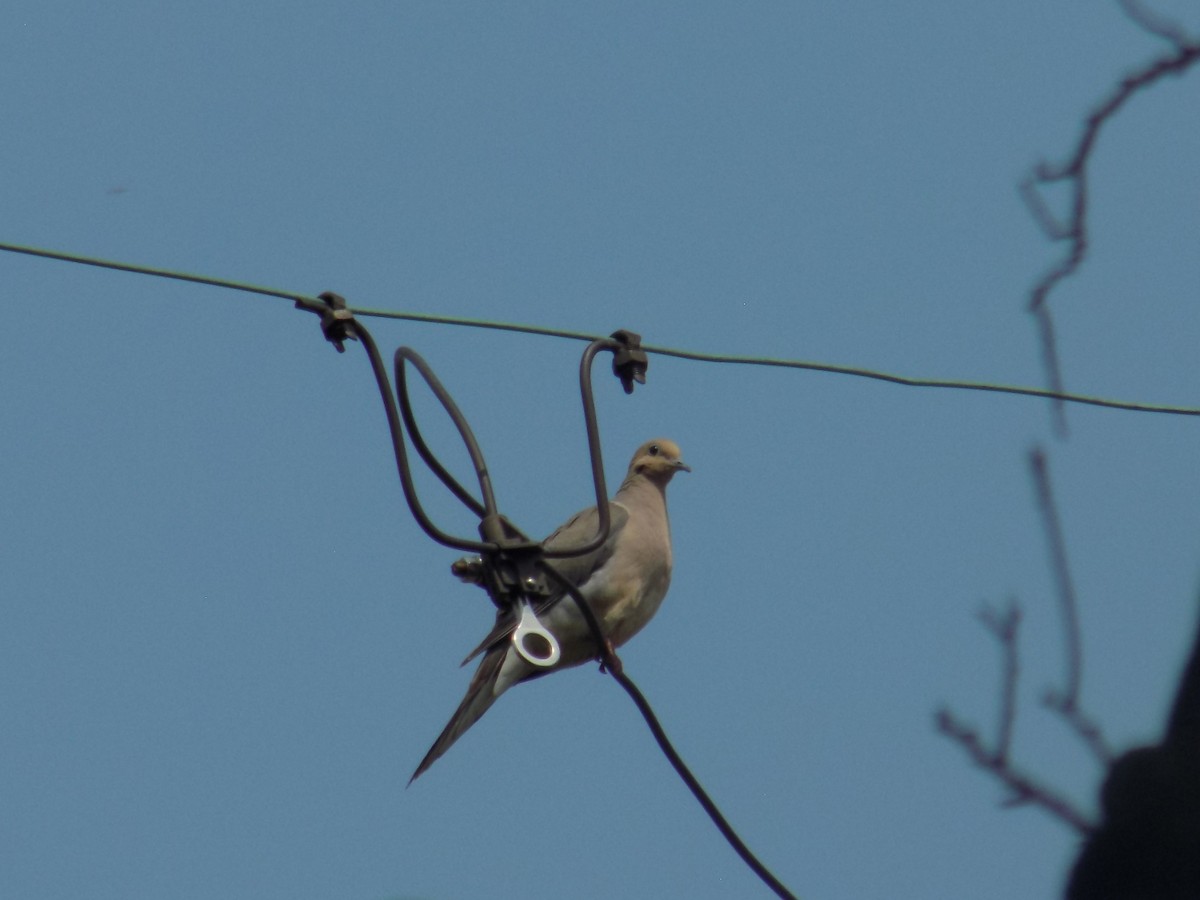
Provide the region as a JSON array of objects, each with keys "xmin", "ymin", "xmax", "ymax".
[{"xmin": 675, "ymin": 459, "xmax": 692, "ymax": 473}]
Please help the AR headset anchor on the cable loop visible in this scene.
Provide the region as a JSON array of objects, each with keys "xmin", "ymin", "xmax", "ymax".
[{"xmin": 339, "ymin": 306, "xmax": 641, "ymax": 615}]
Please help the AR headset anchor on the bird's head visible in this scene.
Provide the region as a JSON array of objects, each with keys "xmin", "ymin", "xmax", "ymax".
[{"xmin": 628, "ymin": 438, "xmax": 690, "ymax": 485}]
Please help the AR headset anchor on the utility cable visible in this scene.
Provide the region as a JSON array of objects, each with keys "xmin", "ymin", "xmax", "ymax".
[{"xmin": 3, "ymin": 239, "xmax": 1198, "ymax": 418}]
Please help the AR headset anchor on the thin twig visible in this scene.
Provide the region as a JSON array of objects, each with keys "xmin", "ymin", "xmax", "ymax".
[
  {"xmin": 1119, "ymin": 0, "xmax": 1194, "ymax": 47},
  {"xmin": 978, "ymin": 601, "xmax": 1022, "ymax": 759},
  {"xmin": 1044, "ymin": 688, "xmax": 1114, "ymax": 766},
  {"xmin": 1022, "ymin": 19, "xmax": 1200, "ymax": 431},
  {"xmin": 1029, "ymin": 449, "xmax": 1083, "ymax": 704},
  {"xmin": 1028, "ymin": 448, "xmax": 1114, "ymax": 763},
  {"xmin": 938, "ymin": 596, "xmax": 1095, "ymax": 833},
  {"xmin": 936, "ymin": 709, "xmax": 1095, "ymax": 835}
]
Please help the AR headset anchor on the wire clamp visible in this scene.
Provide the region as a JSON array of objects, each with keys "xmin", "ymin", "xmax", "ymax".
[
  {"xmin": 296, "ymin": 291, "xmax": 359, "ymax": 353},
  {"xmin": 610, "ymin": 329, "xmax": 648, "ymax": 394},
  {"xmin": 474, "ymin": 514, "xmax": 551, "ymax": 604}
]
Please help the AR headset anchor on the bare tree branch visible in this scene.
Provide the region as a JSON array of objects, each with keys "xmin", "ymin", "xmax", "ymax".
[
  {"xmin": 978, "ymin": 601, "xmax": 1021, "ymax": 759},
  {"xmin": 1029, "ymin": 447, "xmax": 1114, "ymax": 764},
  {"xmin": 935, "ymin": 707, "xmax": 1095, "ymax": 835},
  {"xmin": 937, "ymin": 448, "xmax": 1126, "ymax": 834},
  {"xmin": 937, "ymin": 597, "xmax": 1095, "ymax": 834},
  {"xmin": 1028, "ymin": 449, "xmax": 1082, "ymax": 705},
  {"xmin": 1022, "ymin": 13, "xmax": 1200, "ymax": 433}
]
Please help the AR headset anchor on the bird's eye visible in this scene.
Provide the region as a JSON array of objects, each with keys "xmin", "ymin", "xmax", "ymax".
[{"xmin": 648, "ymin": 444, "xmax": 660, "ymax": 456}]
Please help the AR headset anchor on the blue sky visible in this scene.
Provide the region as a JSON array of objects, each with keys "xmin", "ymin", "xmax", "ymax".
[{"xmin": 3, "ymin": 3, "xmax": 1200, "ymax": 898}]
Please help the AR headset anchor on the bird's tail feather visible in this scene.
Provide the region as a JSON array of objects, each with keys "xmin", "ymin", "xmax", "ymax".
[{"xmin": 409, "ymin": 645, "xmax": 508, "ymax": 784}]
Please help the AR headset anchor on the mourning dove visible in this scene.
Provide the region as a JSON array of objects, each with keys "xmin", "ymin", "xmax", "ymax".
[{"xmin": 409, "ymin": 438, "xmax": 690, "ymax": 783}]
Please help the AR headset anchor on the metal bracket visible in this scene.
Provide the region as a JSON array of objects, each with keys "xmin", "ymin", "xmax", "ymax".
[
  {"xmin": 610, "ymin": 329, "xmax": 648, "ymax": 394},
  {"xmin": 295, "ymin": 291, "xmax": 358, "ymax": 353}
]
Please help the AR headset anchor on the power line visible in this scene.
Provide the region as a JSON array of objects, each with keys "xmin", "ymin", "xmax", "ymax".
[
  {"xmin": 2, "ymin": 240, "xmax": 305, "ymax": 302},
  {"xmin": 4, "ymin": 239, "xmax": 1199, "ymax": 418}
]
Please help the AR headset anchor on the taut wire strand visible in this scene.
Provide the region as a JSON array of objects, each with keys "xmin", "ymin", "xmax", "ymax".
[{"xmin": 3, "ymin": 239, "xmax": 1199, "ymax": 418}]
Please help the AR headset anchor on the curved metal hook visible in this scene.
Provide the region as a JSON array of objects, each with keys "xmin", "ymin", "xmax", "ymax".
[
  {"xmin": 541, "ymin": 335, "xmax": 629, "ymax": 560},
  {"xmin": 343, "ymin": 327, "xmax": 491, "ymax": 553}
]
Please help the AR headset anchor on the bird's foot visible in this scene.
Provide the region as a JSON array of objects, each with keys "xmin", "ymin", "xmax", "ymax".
[{"xmin": 598, "ymin": 639, "xmax": 624, "ymax": 677}]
